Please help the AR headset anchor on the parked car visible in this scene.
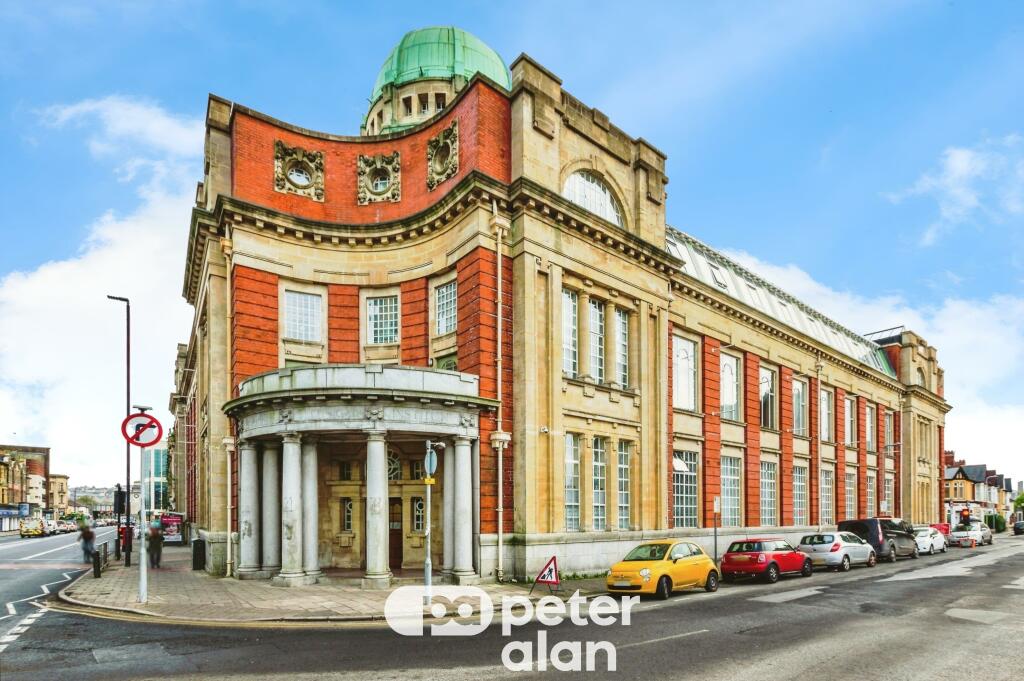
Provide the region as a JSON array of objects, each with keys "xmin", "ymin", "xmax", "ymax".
[
  {"xmin": 19, "ymin": 517, "xmax": 46, "ymax": 538},
  {"xmin": 837, "ymin": 517, "xmax": 919, "ymax": 562},
  {"xmin": 606, "ymin": 540, "xmax": 720, "ymax": 599},
  {"xmin": 42, "ymin": 519, "xmax": 59, "ymax": 536},
  {"xmin": 951, "ymin": 521, "xmax": 992, "ymax": 546},
  {"xmin": 797, "ymin": 532, "xmax": 877, "ymax": 571},
  {"xmin": 913, "ymin": 526, "xmax": 947, "ymax": 555},
  {"xmin": 721, "ymin": 538, "xmax": 813, "ymax": 584},
  {"xmin": 1014, "ymin": 521, "xmax": 1024, "ymax": 536},
  {"xmin": 61, "ymin": 520, "xmax": 77, "ymax": 533}
]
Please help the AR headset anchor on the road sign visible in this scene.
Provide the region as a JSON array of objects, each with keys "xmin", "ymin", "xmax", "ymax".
[
  {"xmin": 713, "ymin": 496, "xmax": 721, "ymax": 514},
  {"xmin": 530, "ymin": 556, "xmax": 561, "ymax": 595},
  {"xmin": 425, "ymin": 447, "xmax": 438, "ymax": 476},
  {"xmin": 121, "ymin": 412, "xmax": 163, "ymax": 448}
]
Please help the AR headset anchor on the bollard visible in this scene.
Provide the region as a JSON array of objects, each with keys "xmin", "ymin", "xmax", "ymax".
[{"xmin": 92, "ymin": 549, "xmax": 101, "ymax": 578}]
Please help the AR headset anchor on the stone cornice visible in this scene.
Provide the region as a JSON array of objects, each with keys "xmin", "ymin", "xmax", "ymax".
[{"xmin": 182, "ymin": 171, "xmax": 511, "ymax": 304}]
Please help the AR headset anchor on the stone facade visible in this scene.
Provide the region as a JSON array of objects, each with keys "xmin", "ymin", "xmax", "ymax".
[{"xmin": 170, "ymin": 30, "xmax": 950, "ymax": 584}]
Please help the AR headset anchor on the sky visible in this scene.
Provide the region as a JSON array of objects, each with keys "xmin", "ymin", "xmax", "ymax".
[{"xmin": 1, "ymin": 1, "xmax": 1022, "ymax": 488}]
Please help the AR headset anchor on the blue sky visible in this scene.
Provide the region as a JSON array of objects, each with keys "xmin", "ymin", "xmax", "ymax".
[{"xmin": 1, "ymin": 1, "xmax": 1022, "ymax": 485}]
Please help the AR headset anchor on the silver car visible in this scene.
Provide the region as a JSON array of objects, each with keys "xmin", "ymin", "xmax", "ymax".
[{"xmin": 798, "ymin": 532, "xmax": 877, "ymax": 572}]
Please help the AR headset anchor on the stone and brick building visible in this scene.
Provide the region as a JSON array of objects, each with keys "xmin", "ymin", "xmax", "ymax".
[{"xmin": 170, "ymin": 27, "xmax": 951, "ymax": 584}]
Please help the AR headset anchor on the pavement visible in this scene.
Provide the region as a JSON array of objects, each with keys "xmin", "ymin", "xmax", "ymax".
[
  {"xmin": 0, "ymin": 534, "xmax": 1022, "ymax": 680},
  {"xmin": 58, "ymin": 545, "xmax": 590, "ymax": 622}
]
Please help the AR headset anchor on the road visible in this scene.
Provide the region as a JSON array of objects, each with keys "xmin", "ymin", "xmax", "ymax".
[{"xmin": 1, "ymin": 534, "xmax": 1022, "ymax": 681}]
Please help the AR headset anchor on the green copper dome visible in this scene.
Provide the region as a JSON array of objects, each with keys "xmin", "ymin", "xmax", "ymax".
[{"xmin": 369, "ymin": 27, "xmax": 511, "ymax": 105}]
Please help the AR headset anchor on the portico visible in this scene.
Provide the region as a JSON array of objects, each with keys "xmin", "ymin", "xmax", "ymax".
[{"xmin": 225, "ymin": 364, "xmax": 495, "ymax": 588}]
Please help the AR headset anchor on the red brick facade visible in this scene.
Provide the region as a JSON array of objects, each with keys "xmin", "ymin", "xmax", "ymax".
[
  {"xmin": 808, "ymin": 376, "xmax": 820, "ymax": 525},
  {"xmin": 232, "ymin": 265, "xmax": 280, "ymax": 393},
  {"xmin": 327, "ymin": 284, "xmax": 359, "ymax": 363},
  {"xmin": 779, "ymin": 367, "xmax": 794, "ymax": 526},
  {"xmin": 701, "ymin": 338, "xmax": 721, "ymax": 526},
  {"xmin": 834, "ymin": 388, "xmax": 847, "ymax": 522},
  {"xmin": 400, "ymin": 278, "xmax": 429, "ymax": 366},
  {"xmin": 857, "ymin": 396, "xmax": 868, "ymax": 516},
  {"xmin": 876, "ymin": 403, "xmax": 886, "ymax": 513},
  {"xmin": 743, "ymin": 353, "xmax": 761, "ymax": 525},
  {"xmin": 230, "ymin": 82, "xmax": 511, "ymax": 226},
  {"xmin": 456, "ymin": 246, "xmax": 513, "ymax": 534}
]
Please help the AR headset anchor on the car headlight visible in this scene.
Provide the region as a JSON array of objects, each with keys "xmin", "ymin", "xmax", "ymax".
[{"xmin": 639, "ymin": 568, "xmax": 651, "ymax": 582}]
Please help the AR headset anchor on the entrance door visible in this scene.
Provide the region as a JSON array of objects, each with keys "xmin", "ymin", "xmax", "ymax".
[{"xmin": 389, "ymin": 498, "xmax": 403, "ymax": 569}]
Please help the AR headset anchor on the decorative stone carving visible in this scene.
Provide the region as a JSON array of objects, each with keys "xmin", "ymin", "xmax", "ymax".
[
  {"xmin": 357, "ymin": 152, "xmax": 401, "ymax": 205},
  {"xmin": 365, "ymin": 407, "xmax": 384, "ymax": 422},
  {"xmin": 274, "ymin": 140, "xmax": 325, "ymax": 202},
  {"xmin": 426, "ymin": 120, "xmax": 459, "ymax": 191}
]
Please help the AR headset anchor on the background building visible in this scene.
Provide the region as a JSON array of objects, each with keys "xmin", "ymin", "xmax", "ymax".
[
  {"xmin": 48, "ymin": 473, "xmax": 70, "ymax": 517},
  {"xmin": 141, "ymin": 440, "xmax": 170, "ymax": 517},
  {"xmin": 171, "ymin": 27, "xmax": 951, "ymax": 583},
  {"xmin": 0, "ymin": 444, "xmax": 50, "ymax": 517}
]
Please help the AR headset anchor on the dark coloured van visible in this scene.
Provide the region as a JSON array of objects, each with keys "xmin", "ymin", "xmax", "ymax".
[{"xmin": 836, "ymin": 517, "xmax": 918, "ymax": 562}]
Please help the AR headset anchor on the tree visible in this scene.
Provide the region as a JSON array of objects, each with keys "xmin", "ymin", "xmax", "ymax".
[
  {"xmin": 75, "ymin": 495, "xmax": 98, "ymax": 509},
  {"xmin": 1014, "ymin": 492, "xmax": 1024, "ymax": 511}
]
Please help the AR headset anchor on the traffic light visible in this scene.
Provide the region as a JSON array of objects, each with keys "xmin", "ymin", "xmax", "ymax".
[
  {"xmin": 114, "ymin": 489, "xmax": 127, "ymax": 515},
  {"xmin": 959, "ymin": 508, "xmax": 971, "ymax": 525}
]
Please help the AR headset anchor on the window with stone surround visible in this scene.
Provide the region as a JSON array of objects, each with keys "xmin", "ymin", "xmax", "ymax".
[
  {"xmin": 435, "ymin": 280, "xmax": 457, "ymax": 335},
  {"xmin": 721, "ymin": 456, "xmax": 741, "ymax": 527},
  {"xmin": 673, "ymin": 451, "xmax": 699, "ymax": 528},
  {"xmin": 820, "ymin": 388, "xmax": 835, "ymax": 441},
  {"xmin": 793, "ymin": 379, "xmax": 808, "ymax": 436},
  {"xmin": 284, "ymin": 290, "xmax": 322, "ymax": 342},
  {"xmin": 760, "ymin": 366, "xmax": 778, "ymax": 430},
  {"xmin": 866, "ymin": 405, "xmax": 877, "ymax": 452},
  {"xmin": 866, "ymin": 472, "xmax": 877, "ymax": 516},
  {"xmin": 615, "ymin": 308, "xmax": 629, "ymax": 387},
  {"xmin": 845, "ymin": 397, "xmax": 857, "ymax": 446},
  {"xmin": 760, "ymin": 461, "xmax": 777, "ymax": 526},
  {"xmin": 720, "ymin": 353, "xmax": 740, "ymax": 421},
  {"xmin": 564, "ymin": 434, "xmax": 581, "ymax": 531},
  {"xmin": 562, "ymin": 289, "xmax": 578, "ymax": 377},
  {"xmin": 590, "ymin": 299, "xmax": 605, "ymax": 382},
  {"xmin": 845, "ymin": 471, "xmax": 857, "ymax": 520},
  {"xmin": 562, "ymin": 170, "xmax": 623, "ymax": 227},
  {"xmin": 673, "ymin": 335, "xmax": 697, "ymax": 411},
  {"xmin": 793, "ymin": 466, "xmax": 808, "ymax": 525},
  {"xmin": 617, "ymin": 441, "xmax": 630, "ymax": 530},
  {"xmin": 592, "ymin": 437, "xmax": 607, "ymax": 531},
  {"xmin": 820, "ymin": 468, "xmax": 834, "ymax": 525},
  {"xmin": 368, "ymin": 295, "xmax": 399, "ymax": 345}
]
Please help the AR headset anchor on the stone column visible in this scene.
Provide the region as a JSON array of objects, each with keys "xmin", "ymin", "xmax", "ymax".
[
  {"xmin": 275, "ymin": 432, "xmax": 306, "ymax": 585},
  {"xmin": 301, "ymin": 435, "xmax": 321, "ymax": 580},
  {"xmin": 452, "ymin": 436, "xmax": 476, "ymax": 582},
  {"xmin": 237, "ymin": 439, "xmax": 260, "ymax": 576},
  {"xmin": 363, "ymin": 430, "xmax": 391, "ymax": 589},
  {"xmin": 442, "ymin": 441, "xmax": 455, "ymax": 578},
  {"xmin": 261, "ymin": 442, "xmax": 281, "ymax": 572}
]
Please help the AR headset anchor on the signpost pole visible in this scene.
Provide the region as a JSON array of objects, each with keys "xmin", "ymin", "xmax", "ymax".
[
  {"xmin": 121, "ymin": 409, "xmax": 162, "ymax": 605},
  {"xmin": 713, "ymin": 495, "xmax": 721, "ymax": 565},
  {"xmin": 423, "ymin": 441, "xmax": 440, "ymax": 606}
]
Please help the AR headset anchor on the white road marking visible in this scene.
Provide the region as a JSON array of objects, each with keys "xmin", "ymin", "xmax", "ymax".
[
  {"xmin": 946, "ymin": 608, "xmax": 1012, "ymax": 625},
  {"xmin": 4, "ymin": 570, "xmax": 82, "ymax": 616},
  {"xmin": 0, "ymin": 644, "xmax": 6, "ymax": 653},
  {"xmin": 5, "ymin": 603, "xmax": 14, "ymax": 615},
  {"xmin": 0, "ymin": 635, "xmax": 17, "ymax": 643},
  {"xmin": 1001, "ymin": 575, "xmax": 1024, "ymax": 590},
  {"xmin": 878, "ymin": 543, "xmax": 1024, "ymax": 582},
  {"xmin": 749, "ymin": 587, "xmax": 827, "ymax": 603},
  {"xmin": 618, "ymin": 628, "xmax": 709, "ymax": 650},
  {"xmin": 15, "ymin": 529, "xmax": 116, "ymax": 560}
]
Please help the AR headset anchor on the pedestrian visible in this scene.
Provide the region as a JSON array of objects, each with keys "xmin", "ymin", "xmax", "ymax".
[
  {"xmin": 79, "ymin": 522, "xmax": 95, "ymax": 564},
  {"xmin": 147, "ymin": 521, "xmax": 164, "ymax": 569}
]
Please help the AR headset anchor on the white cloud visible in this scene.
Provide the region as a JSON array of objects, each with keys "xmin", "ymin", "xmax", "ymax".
[
  {"xmin": 725, "ymin": 249, "xmax": 1024, "ymax": 483},
  {"xmin": 887, "ymin": 134, "xmax": 1024, "ymax": 246},
  {"xmin": 0, "ymin": 97, "xmax": 198, "ymax": 486}
]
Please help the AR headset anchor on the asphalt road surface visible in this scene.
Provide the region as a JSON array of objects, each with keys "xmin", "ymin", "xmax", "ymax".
[{"xmin": 1, "ymin": 534, "xmax": 1022, "ymax": 681}]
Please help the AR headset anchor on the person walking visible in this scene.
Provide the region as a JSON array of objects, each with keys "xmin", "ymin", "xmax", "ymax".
[
  {"xmin": 78, "ymin": 522, "xmax": 95, "ymax": 564},
  {"xmin": 147, "ymin": 521, "xmax": 164, "ymax": 569}
]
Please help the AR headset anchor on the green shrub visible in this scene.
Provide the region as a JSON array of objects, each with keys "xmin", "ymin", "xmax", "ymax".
[{"xmin": 985, "ymin": 514, "xmax": 1007, "ymax": 533}]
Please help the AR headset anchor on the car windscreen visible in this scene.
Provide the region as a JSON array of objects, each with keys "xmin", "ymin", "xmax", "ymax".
[
  {"xmin": 914, "ymin": 528, "xmax": 931, "ymax": 536},
  {"xmin": 727, "ymin": 541, "xmax": 763, "ymax": 553},
  {"xmin": 800, "ymin": 534, "xmax": 834, "ymax": 545},
  {"xmin": 954, "ymin": 523, "xmax": 979, "ymax": 532},
  {"xmin": 623, "ymin": 544, "xmax": 669, "ymax": 561}
]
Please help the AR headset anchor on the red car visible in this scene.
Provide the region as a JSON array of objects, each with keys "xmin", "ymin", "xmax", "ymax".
[{"xmin": 721, "ymin": 537, "xmax": 813, "ymax": 584}]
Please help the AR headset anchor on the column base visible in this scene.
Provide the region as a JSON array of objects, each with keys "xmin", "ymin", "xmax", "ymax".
[
  {"xmin": 361, "ymin": 572, "xmax": 393, "ymax": 590},
  {"xmin": 237, "ymin": 567, "xmax": 275, "ymax": 580},
  {"xmin": 271, "ymin": 572, "xmax": 318, "ymax": 587},
  {"xmin": 452, "ymin": 571, "xmax": 479, "ymax": 586}
]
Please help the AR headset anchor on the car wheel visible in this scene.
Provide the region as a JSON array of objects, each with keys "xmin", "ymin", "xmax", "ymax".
[
  {"xmin": 764, "ymin": 564, "xmax": 780, "ymax": 584},
  {"xmin": 941, "ymin": 543, "xmax": 947, "ymax": 553},
  {"xmin": 867, "ymin": 551, "xmax": 877, "ymax": 567},
  {"xmin": 911, "ymin": 546, "xmax": 919, "ymax": 559},
  {"xmin": 840, "ymin": 555, "xmax": 851, "ymax": 572},
  {"xmin": 800, "ymin": 560, "xmax": 813, "ymax": 577},
  {"xmin": 704, "ymin": 571, "xmax": 719, "ymax": 593},
  {"xmin": 656, "ymin": 576, "xmax": 672, "ymax": 600},
  {"xmin": 928, "ymin": 545, "xmax": 935, "ymax": 555},
  {"xmin": 888, "ymin": 543, "xmax": 898, "ymax": 563}
]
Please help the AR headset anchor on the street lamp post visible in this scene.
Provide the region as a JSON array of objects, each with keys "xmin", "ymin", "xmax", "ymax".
[{"xmin": 107, "ymin": 295, "xmax": 131, "ymax": 566}]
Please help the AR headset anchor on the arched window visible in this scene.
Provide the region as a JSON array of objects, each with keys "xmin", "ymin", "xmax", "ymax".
[
  {"xmin": 916, "ymin": 368, "xmax": 927, "ymax": 388},
  {"xmin": 562, "ymin": 170, "xmax": 623, "ymax": 227}
]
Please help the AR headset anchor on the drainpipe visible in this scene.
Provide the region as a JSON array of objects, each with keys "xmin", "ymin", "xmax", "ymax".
[
  {"xmin": 489, "ymin": 201, "xmax": 511, "ymax": 582},
  {"xmin": 814, "ymin": 357, "xmax": 824, "ymax": 528},
  {"xmin": 222, "ymin": 231, "xmax": 235, "ymax": 576}
]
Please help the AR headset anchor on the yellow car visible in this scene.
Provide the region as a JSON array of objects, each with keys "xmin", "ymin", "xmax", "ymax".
[{"xmin": 606, "ymin": 539, "xmax": 719, "ymax": 599}]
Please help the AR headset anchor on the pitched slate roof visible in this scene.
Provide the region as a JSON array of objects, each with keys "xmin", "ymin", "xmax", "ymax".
[
  {"xmin": 945, "ymin": 466, "xmax": 963, "ymax": 481},
  {"xmin": 961, "ymin": 465, "xmax": 989, "ymax": 483},
  {"xmin": 666, "ymin": 228, "xmax": 896, "ymax": 378}
]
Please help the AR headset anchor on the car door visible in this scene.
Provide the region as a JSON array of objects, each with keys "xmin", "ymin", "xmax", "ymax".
[
  {"xmin": 776, "ymin": 541, "xmax": 802, "ymax": 572},
  {"xmin": 668, "ymin": 542, "xmax": 693, "ymax": 586}
]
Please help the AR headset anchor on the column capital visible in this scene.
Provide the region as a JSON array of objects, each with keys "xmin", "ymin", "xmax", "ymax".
[
  {"xmin": 453, "ymin": 436, "xmax": 475, "ymax": 447},
  {"xmin": 301, "ymin": 433, "xmax": 320, "ymax": 445},
  {"xmin": 365, "ymin": 430, "xmax": 387, "ymax": 442},
  {"xmin": 281, "ymin": 432, "xmax": 302, "ymax": 445},
  {"xmin": 237, "ymin": 438, "xmax": 256, "ymax": 451}
]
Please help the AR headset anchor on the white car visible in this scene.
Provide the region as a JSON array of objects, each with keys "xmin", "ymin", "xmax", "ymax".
[
  {"xmin": 951, "ymin": 521, "xmax": 993, "ymax": 546},
  {"xmin": 913, "ymin": 527, "xmax": 946, "ymax": 555}
]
